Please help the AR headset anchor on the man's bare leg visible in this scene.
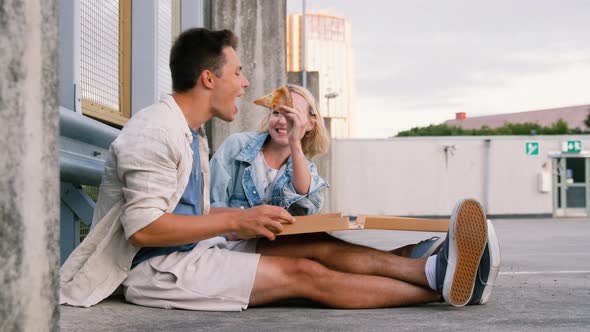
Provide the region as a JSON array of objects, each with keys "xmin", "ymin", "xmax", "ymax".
[
  {"xmin": 254, "ymin": 199, "xmax": 489, "ymax": 307},
  {"xmin": 257, "ymin": 233, "xmax": 430, "ymax": 288},
  {"xmin": 249, "ymin": 255, "xmax": 440, "ymax": 308}
]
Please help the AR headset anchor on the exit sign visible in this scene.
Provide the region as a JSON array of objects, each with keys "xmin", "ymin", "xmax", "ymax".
[
  {"xmin": 562, "ymin": 140, "xmax": 582, "ymax": 153},
  {"xmin": 526, "ymin": 142, "xmax": 539, "ymax": 155}
]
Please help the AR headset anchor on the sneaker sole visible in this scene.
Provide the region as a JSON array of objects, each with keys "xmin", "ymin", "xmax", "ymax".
[
  {"xmin": 443, "ymin": 199, "xmax": 488, "ymax": 307},
  {"xmin": 478, "ymin": 219, "xmax": 501, "ymax": 304}
]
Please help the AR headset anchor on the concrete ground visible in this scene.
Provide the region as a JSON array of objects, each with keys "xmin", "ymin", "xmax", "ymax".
[{"xmin": 60, "ymin": 218, "xmax": 590, "ymax": 331}]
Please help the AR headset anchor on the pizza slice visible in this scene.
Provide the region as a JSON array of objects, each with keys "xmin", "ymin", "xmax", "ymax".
[{"xmin": 253, "ymin": 85, "xmax": 292, "ymax": 111}]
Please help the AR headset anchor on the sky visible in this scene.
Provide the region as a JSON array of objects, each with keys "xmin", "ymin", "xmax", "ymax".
[{"xmin": 287, "ymin": 0, "xmax": 590, "ymax": 138}]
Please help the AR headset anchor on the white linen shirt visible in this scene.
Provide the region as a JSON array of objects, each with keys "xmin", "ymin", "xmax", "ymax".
[{"xmin": 59, "ymin": 95, "xmax": 210, "ymax": 307}]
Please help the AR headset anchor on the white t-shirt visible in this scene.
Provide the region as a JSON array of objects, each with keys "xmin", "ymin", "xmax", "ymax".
[{"xmin": 253, "ymin": 151, "xmax": 280, "ymax": 203}]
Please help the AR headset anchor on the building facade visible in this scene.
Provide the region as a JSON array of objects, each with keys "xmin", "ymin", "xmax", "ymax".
[{"xmin": 287, "ymin": 12, "xmax": 356, "ymax": 138}]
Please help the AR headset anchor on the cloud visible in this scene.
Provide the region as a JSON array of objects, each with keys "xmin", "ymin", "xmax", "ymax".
[{"xmin": 356, "ymin": 45, "xmax": 590, "ymax": 101}]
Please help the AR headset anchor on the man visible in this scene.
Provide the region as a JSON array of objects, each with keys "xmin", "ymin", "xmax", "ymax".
[{"xmin": 60, "ymin": 28, "xmax": 498, "ymax": 310}]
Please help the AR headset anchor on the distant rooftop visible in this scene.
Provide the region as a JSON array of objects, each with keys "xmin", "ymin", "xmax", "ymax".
[{"xmin": 444, "ymin": 104, "xmax": 590, "ymax": 130}]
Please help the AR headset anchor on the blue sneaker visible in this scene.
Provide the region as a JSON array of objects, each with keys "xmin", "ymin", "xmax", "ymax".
[
  {"xmin": 409, "ymin": 236, "xmax": 445, "ymax": 258},
  {"xmin": 469, "ymin": 219, "xmax": 501, "ymax": 305},
  {"xmin": 435, "ymin": 199, "xmax": 488, "ymax": 307}
]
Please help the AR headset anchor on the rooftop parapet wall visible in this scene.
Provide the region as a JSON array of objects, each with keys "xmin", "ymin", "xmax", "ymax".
[{"xmin": 331, "ymin": 136, "xmax": 590, "ymax": 217}]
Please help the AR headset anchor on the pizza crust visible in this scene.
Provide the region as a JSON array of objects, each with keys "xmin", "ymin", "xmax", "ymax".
[{"xmin": 253, "ymin": 86, "xmax": 293, "ymax": 111}]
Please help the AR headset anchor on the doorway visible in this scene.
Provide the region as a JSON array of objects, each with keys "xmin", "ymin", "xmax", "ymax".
[{"xmin": 552, "ymin": 155, "xmax": 590, "ymax": 217}]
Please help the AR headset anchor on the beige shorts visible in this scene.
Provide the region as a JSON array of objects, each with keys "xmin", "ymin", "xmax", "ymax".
[{"xmin": 123, "ymin": 237, "xmax": 260, "ymax": 311}]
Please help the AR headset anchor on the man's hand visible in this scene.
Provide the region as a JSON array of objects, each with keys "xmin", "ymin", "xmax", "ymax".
[
  {"xmin": 233, "ymin": 205, "xmax": 295, "ymax": 241},
  {"xmin": 128, "ymin": 206, "xmax": 293, "ymax": 247}
]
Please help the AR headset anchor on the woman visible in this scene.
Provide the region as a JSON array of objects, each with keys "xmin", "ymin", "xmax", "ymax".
[
  {"xmin": 210, "ymin": 84, "xmax": 329, "ymax": 216},
  {"xmin": 210, "ymin": 84, "xmax": 445, "ymax": 259}
]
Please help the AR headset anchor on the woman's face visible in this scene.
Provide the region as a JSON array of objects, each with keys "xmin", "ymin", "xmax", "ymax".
[{"xmin": 267, "ymin": 92, "xmax": 312, "ymax": 146}]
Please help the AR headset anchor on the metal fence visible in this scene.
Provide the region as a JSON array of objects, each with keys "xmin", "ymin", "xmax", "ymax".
[{"xmin": 59, "ymin": 107, "xmax": 119, "ymax": 264}]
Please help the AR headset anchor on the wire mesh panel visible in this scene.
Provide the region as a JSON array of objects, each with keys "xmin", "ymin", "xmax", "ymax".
[
  {"xmin": 79, "ymin": 185, "xmax": 99, "ymax": 242},
  {"xmin": 158, "ymin": 0, "xmax": 174, "ymax": 96},
  {"xmin": 77, "ymin": 218, "xmax": 89, "ymax": 243},
  {"xmin": 80, "ymin": 0, "xmax": 121, "ymax": 112}
]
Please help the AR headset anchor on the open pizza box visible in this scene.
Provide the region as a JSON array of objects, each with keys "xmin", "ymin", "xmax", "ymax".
[{"xmin": 241, "ymin": 213, "xmax": 449, "ymax": 239}]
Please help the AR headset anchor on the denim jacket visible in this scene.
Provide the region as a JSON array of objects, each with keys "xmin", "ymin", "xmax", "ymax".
[{"xmin": 210, "ymin": 132, "xmax": 328, "ymax": 216}]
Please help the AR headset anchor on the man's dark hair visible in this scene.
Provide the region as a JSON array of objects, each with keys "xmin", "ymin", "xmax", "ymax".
[{"xmin": 170, "ymin": 28, "xmax": 238, "ymax": 92}]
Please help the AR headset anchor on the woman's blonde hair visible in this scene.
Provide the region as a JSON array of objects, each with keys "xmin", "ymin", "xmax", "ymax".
[{"xmin": 257, "ymin": 84, "xmax": 330, "ymax": 159}]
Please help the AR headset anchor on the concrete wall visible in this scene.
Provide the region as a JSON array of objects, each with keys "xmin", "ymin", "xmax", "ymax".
[
  {"xmin": 330, "ymin": 136, "xmax": 590, "ymax": 217},
  {"xmin": 209, "ymin": 0, "xmax": 287, "ymax": 153},
  {"xmin": 0, "ymin": 0, "xmax": 60, "ymax": 331}
]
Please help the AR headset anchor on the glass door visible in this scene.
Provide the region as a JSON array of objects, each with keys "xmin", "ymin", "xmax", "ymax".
[{"xmin": 553, "ymin": 156, "xmax": 590, "ymax": 217}]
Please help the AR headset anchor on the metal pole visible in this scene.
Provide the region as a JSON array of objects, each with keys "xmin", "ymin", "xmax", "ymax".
[
  {"xmin": 561, "ymin": 158, "xmax": 567, "ymax": 217},
  {"xmin": 483, "ymin": 139, "xmax": 491, "ymax": 214},
  {"xmin": 552, "ymin": 158, "xmax": 558, "ymax": 217},
  {"xmin": 301, "ymin": 0, "xmax": 307, "ymax": 88},
  {"xmin": 586, "ymin": 157, "xmax": 590, "ymax": 217}
]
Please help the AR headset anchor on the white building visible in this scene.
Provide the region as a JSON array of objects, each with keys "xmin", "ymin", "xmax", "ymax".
[{"xmin": 328, "ymin": 136, "xmax": 590, "ymax": 218}]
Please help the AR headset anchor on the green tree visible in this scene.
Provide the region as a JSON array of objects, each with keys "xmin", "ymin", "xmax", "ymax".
[
  {"xmin": 547, "ymin": 119, "xmax": 568, "ymax": 135},
  {"xmin": 394, "ymin": 118, "xmax": 587, "ymax": 137}
]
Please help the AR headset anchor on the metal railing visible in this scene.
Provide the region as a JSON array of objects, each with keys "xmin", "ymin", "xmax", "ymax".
[
  {"xmin": 59, "ymin": 107, "xmax": 119, "ymax": 185},
  {"xmin": 59, "ymin": 107, "xmax": 120, "ymax": 264}
]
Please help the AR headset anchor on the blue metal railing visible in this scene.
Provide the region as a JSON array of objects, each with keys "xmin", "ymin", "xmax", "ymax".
[
  {"xmin": 59, "ymin": 107, "xmax": 120, "ymax": 263},
  {"xmin": 59, "ymin": 107, "xmax": 119, "ymax": 185}
]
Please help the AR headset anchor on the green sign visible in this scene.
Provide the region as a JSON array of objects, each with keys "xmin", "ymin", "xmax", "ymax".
[
  {"xmin": 526, "ymin": 142, "xmax": 539, "ymax": 155},
  {"xmin": 567, "ymin": 140, "xmax": 582, "ymax": 153}
]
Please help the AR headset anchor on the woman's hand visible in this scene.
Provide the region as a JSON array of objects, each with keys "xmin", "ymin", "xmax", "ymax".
[
  {"xmin": 279, "ymin": 105, "xmax": 309, "ymax": 145},
  {"xmin": 279, "ymin": 104, "xmax": 312, "ymax": 195}
]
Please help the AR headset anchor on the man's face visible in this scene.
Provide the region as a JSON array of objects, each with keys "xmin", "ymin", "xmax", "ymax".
[{"xmin": 210, "ymin": 47, "xmax": 249, "ymax": 122}]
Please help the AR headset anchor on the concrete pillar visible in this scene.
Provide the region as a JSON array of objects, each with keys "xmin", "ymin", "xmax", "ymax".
[
  {"xmin": 209, "ymin": 0, "xmax": 287, "ymax": 153},
  {"xmin": 0, "ymin": 0, "xmax": 60, "ymax": 331}
]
